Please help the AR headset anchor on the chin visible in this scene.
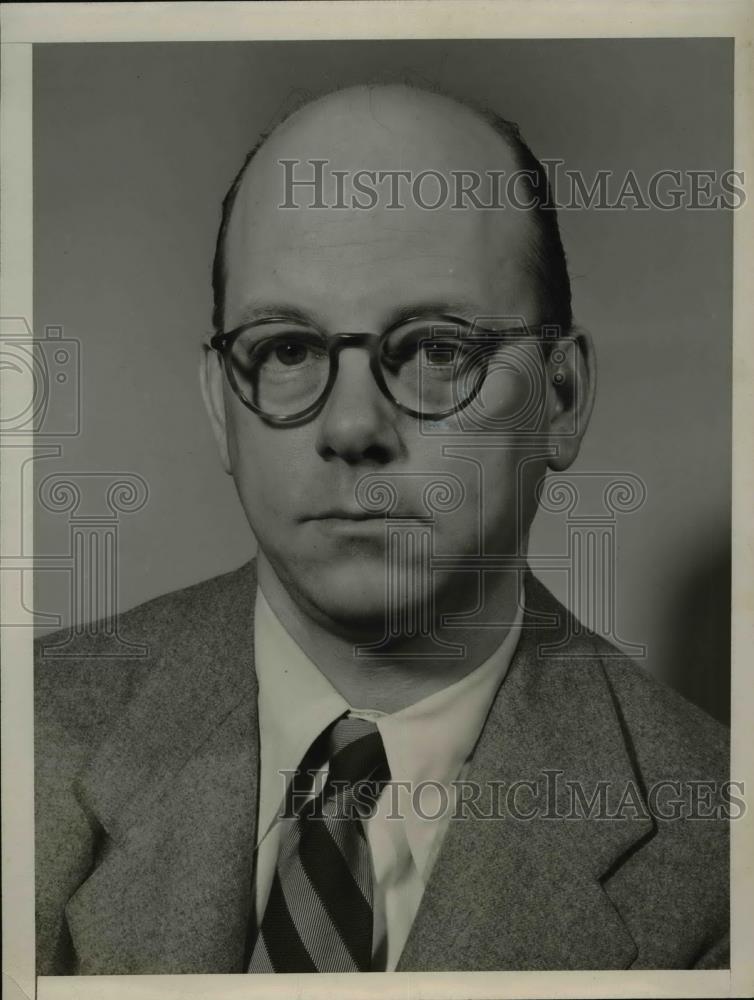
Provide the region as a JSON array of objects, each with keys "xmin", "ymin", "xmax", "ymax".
[
  {"xmin": 304, "ymin": 578, "xmax": 387, "ymax": 639},
  {"xmin": 296, "ymin": 562, "xmax": 392, "ymax": 634}
]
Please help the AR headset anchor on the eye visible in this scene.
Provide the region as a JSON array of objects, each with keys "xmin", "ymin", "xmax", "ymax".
[
  {"xmin": 421, "ymin": 339, "xmax": 461, "ymax": 366},
  {"xmin": 383, "ymin": 321, "xmax": 468, "ymax": 367},
  {"xmin": 248, "ymin": 331, "xmax": 328, "ymax": 373},
  {"xmin": 273, "ymin": 341, "xmax": 311, "ymax": 367}
]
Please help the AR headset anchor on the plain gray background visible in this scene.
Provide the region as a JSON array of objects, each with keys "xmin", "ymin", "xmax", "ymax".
[{"xmin": 33, "ymin": 40, "xmax": 732, "ymax": 722}]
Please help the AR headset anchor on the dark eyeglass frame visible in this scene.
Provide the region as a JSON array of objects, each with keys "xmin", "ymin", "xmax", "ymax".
[{"xmin": 209, "ymin": 313, "xmax": 546, "ymax": 427}]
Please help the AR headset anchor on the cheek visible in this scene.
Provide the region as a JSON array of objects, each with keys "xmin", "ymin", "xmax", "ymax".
[
  {"xmin": 419, "ymin": 434, "xmax": 543, "ymax": 556},
  {"xmin": 418, "ymin": 445, "xmax": 522, "ymax": 555},
  {"xmin": 225, "ymin": 406, "xmax": 307, "ymax": 519}
]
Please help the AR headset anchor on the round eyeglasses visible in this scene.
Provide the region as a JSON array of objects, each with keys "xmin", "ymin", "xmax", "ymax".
[{"xmin": 209, "ymin": 313, "xmax": 540, "ymax": 427}]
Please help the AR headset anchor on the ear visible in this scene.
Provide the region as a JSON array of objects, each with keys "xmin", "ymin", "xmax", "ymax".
[
  {"xmin": 199, "ymin": 343, "xmax": 232, "ymax": 474},
  {"xmin": 543, "ymin": 328, "xmax": 596, "ymax": 472}
]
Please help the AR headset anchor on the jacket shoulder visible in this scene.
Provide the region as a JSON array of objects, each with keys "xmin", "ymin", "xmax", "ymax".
[
  {"xmin": 525, "ymin": 569, "xmax": 728, "ymax": 779},
  {"xmin": 35, "ymin": 560, "xmax": 257, "ymax": 743},
  {"xmin": 36, "ymin": 559, "xmax": 255, "ymax": 663},
  {"xmin": 601, "ymin": 652, "xmax": 728, "ymax": 781}
]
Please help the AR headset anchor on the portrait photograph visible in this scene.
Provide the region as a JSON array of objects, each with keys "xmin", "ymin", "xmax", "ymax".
[{"xmin": 1, "ymin": 3, "xmax": 752, "ymax": 1000}]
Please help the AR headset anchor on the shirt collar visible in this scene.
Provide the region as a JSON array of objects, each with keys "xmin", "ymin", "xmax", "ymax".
[
  {"xmin": 253, "ymin": 584, "xmax": 525, "ymax": 878},
  {"xmin": 254, "ymin": 587, "xmax": 349, "ymax": 844}
]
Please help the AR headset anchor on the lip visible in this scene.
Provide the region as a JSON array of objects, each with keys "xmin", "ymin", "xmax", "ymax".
[
  {"xmin": 307, "ymin": 512, "xmax": 393, "ymax": 535},
  {"xmin": 310, "ymin": 512, "xmax": 387, "ymax": 521}
]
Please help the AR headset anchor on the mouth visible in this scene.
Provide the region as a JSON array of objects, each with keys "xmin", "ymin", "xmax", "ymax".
[
  {"xmin": 310, "ymin": 511, "xmax": 388, "ymax": 522},
  {"xmin": 304, "ymin": 510, "xmax": 400, "ymax": 537}
]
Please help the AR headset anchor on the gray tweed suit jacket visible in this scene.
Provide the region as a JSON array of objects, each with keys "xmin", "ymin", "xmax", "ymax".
[{"xmin": 35, "ymin": 560, "xmax": 729, "ymax": 974}]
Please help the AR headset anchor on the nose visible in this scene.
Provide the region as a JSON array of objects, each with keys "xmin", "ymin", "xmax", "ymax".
[{"xmin": 315, "ymin": 348, "xmax": 402, "ymax": 464}]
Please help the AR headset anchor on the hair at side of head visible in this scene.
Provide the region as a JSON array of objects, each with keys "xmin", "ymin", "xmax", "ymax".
[{"xmin": 211, "ymin": 81, "xmax": 572, "ymax": 336}]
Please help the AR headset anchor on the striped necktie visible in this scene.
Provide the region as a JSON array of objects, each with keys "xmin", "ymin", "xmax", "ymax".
[{"xmin": 248, "ymin": 714, "xmax": 390, "ymax": 973}]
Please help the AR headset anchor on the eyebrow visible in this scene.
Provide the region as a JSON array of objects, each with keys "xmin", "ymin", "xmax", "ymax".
[
  {"xmin": 383, "ymin": 300, "xmax": 481, "ymax": 328},
  {"xmin": 232, "ymin": 302, "xmax": 325, "ymax": 329},
  {"xmin": 232, "ymin": 299, "xmax": 483, "ymax": 332}
]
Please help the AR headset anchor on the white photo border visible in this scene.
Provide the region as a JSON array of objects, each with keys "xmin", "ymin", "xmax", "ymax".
[{"xmin": 1, "ymin": 3, "xmax": 752, "ymax": 999}]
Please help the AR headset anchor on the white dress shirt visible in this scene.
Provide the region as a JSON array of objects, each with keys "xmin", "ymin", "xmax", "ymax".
[{"xmin": 253, "ymin": 584, "xmax": 524, "ymax": 971}]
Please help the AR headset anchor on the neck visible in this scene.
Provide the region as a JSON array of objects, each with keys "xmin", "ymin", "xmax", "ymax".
[{"xmin": 256, "ymin": 553, "xmax": 522, "ymax": 714}]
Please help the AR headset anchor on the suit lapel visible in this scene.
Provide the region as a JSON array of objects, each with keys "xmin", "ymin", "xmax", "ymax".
[
  {"xmin": 66, "ymin": 561, "xmax": 261, "ymax": 974},
  {"xmin": 397, "ymin": 572, "xmax": 654, "ymax": 971}
]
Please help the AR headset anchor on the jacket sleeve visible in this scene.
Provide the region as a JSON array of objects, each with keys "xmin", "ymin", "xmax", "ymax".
[
  {"xmin": 692, "ymin": 931, "xmax": 729, "ymax": 970},
  {"xmin": 35, "ymin": 693, "xmax": 101, "ymax": 975}
]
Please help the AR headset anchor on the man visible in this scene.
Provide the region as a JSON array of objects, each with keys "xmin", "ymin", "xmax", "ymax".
[{"xmin": 35, "ymin": 83, "xmax": 729, "ymax": 974}]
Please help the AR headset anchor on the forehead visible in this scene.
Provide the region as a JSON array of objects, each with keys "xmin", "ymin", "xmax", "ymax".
[{"xmin": 223, "ymin": 87, "xmax": 541, "ymax": 327}]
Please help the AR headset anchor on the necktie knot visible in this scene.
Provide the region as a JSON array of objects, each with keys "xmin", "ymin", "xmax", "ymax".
[{"xmin": 326, "ymin": 715, "xmax": 390, "ymax": 789}]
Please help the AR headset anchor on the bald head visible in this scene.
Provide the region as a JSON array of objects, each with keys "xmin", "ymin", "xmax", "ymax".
[{"xmin": 212, "ymin": 83, "xmax": 571, "ymax": 336}]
